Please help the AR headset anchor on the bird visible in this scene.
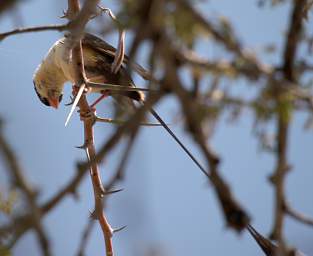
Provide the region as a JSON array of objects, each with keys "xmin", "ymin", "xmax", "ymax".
[
  {"xmin": 33, "ymin": 33, "xmax": 147, "ymax": 109},
  {"xmin": 33, "ymin": 33, "xmax": 208, "ymax": 177}
]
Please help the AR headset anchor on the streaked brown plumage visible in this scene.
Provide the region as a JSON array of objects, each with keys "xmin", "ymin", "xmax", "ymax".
[{"xmin": 33, "ymin": 33, "xmax": 144, "ymax": 110}]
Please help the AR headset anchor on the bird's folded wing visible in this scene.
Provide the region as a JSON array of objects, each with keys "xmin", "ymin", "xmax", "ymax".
[{"xmin": 82, "ymin": 33, "xmax": 152, "ymax": 80}]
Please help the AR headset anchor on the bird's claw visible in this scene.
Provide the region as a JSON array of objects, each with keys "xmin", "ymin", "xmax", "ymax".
[
  {"xmin": 79, "ymin": 107, "xmax": 97, "ymax": 125},
  {"xmin": 72, "ymin": 85, "xmax": 90, "ymax": 96},
  {"xmin": 65, "ymin": 96, "xmax": 75, "ymax": 106}
]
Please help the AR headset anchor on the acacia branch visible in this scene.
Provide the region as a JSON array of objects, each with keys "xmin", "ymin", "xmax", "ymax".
[
  {"xmin": 0, "ymin": 82, "xmax": 162, "ymax": 249},
  {"xmin": 0, "ymin": 97, "xmax": 155, "ymax": 247},
  {"xmin": 0, "ymin": 164, "xmax": 88, "ymax": 246},
  {"xmin": 176, "ymin": 81, "xmax": 250, "ymax": 231},
  {"xmin": 285, "ymin": 203, "xmax": 313, "ymax": 226},
  {"xmin": 156, "ymin": 37, "xmax": 250, "ymax": 231},
  {"xmin": 65, "ymin": 0, "xmax": 117, "ymax": 255},
  {"xmin": 1, "ymin": 0, "xmax": 312, "ymax": 255},
  {"xmin": 0, "ymin": 121, "xmax": 51, "ymax": 256},
  {"xmin": 173, "ymin": 47, "xmax": 273, "ymax": 80},
  {"xmin": 283, "ymin": 0, "xmax": 307, "ymax": 82},
  {"xmin": 269, "ymin": 1, "xmax": 307, "ymax": 254},
  {"xmin": 176, "ymin": 0, "xmax": 267, "ymax": 76},
  {"xmin": 0, "ymin": 1, "xmax": 22, "ymax": 15},
  {"xmin": 0, "ymin": 24, "xmax": 68, "ymax": 41},
  {"xmin": 76, "ymin": 220, "xmax": 95, "ymax": 256}
]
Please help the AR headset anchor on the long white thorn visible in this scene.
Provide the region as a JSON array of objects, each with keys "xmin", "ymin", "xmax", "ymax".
[{"xmin": 65, "ymin": 84, "xmax": 86, "ymax": 127}]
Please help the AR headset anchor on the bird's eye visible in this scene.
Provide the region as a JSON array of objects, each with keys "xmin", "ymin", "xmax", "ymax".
[
  {"xmin": 58, "ymin": 94, "xmax": 63, "ymax": 103},
  {"xmin": 41, "ymin": 97, "xmax": 51, "ymax": 106},
  {"xmin": 34, "ymin": 85, "xmax": 50, "ymax": 106}
]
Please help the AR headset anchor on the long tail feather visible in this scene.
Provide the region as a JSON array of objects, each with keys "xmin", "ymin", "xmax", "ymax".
[
  {"xmin": 149, "ymin": 108, "xmax": 210, "ymax": 179},
  {"xmin": 246, "ymin": 224, "xmax": 277, "ymax": 256}
]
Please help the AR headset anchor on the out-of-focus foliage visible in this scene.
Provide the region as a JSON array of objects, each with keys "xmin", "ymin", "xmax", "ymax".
[
  {"xmin": 0, "ymin": 0, "xmax": 313, "ymax": 255},
  {"xmin": 0, "ymin": 190, "xmax": 17, "ymax": 216},
  {"xmin": 0, "ymin": 245, "xmax": 11, "ymax": 256},
  {"xmin": 0, "ymin": 0, "xmax": 23, "ymax": 16}
]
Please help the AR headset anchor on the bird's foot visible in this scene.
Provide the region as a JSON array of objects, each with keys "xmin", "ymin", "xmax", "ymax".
[
  {"xmin": 72, "ymin": 84, "xmax": 90, "ymax": 96},
  {"xmin": 79, "ymin": 107, "xmax": 97, "ymax": 125},
  {"xmin": 65, "ymin": 96, "xmax": 75, "ymax": 106},
  {"xmin": 90, "ymin": 90, "xmax": 110, "ymax": 109},
  {"xmin": 65, "ymin": 84, "xmax": 92, "ymax": 106}
]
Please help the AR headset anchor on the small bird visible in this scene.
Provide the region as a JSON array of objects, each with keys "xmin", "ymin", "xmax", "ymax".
[
  {"xmin": 33, "ymin": 33, "xmax": 146, "ymax": 109},
  {"xmin": 33, "ymin": 33, "xmax": 208, "ymax": 176}
]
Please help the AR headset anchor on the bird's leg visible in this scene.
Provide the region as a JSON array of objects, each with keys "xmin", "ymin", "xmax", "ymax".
[
  {"xmin": 65, "ymin": 96, "xmax": 75, "ymax": 106},
  {"xmin": 65, "ymin": 86, "xmax": 80, "ymax": 106},
  {"xmin": 90, "ymin": 90, "xmax": 110, "ymax": 109},
  {"xmin": 75, "ymin": 86, "xmax": 101, "ymax": 150},
  {"xmin": 65, "ymin": 85, "xmax": 90, "ymax": 106},
  {"xmin": 79, "ymin": 90, "xmax": 110, "ymax": 126},
  {"xmin": 72, "ymin": 84, "xmax": 89, "ymax": 96}
]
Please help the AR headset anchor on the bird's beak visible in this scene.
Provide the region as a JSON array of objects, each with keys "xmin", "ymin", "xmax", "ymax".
[{"xmin": 48, "ymin": 97, "xmax": 59, "ymax": 109}]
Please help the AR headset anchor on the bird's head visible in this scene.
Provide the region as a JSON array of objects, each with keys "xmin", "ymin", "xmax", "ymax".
[
  {"xmin": 33, "ymin": 81, "xmax": 63, "ymax": 109},
  {"xmin": 33, "ymin": 63, "xmax": 66, "ymax": 109}
]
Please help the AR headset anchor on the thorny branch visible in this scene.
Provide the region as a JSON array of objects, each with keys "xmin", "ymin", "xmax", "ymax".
[
  {"xmin": 0, "ymin": 121, "xmax": 51, "ymax": 256},
  {"xmin": 155, "ymin": 38, "xmax": 250, "ymax": 230},
  {"xmin": 65, "ymin": 1, "xmax": 116, "ymax": 255},
  {"xmin": 0, "ymin": 0, "xmax": 313, "ymax": 255},
  {"xmin": 285, "ymin": 203, "xmax": 313, "ymax": 227},
  {"xmin": 0, "ymin": 24, "xmax": 68, "ymax": 41},
  {"xmin": 0, "ymin": 1, "xmax": 134, "ymax": 255},
  {"xmin": 76, "ymin": 219, "xmax": 95, "ymax": 256},
  {"xmin": 0, "ymin": 92, "xmax": 159, "ymax": 248},
  {"xmin": 269, "ymin": 1, "xmax": 307, "ymax": 255},
  {"xmin": 0, "ymin": 1, "xmax": 21, "ymax": 15}
]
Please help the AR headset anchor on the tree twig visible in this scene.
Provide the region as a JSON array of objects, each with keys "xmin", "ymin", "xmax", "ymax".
[
  {"xmin": 76, "ymin": 220, "xmax": 95, "ymax": 256},
  {"xmin": 285, "ymin": 203, "xmax": 313, "ymax": 226},
  {"xmin": 66, "ymin": 1, "xmax": 117, "ymax": 255},
  {"xmin": 269, "ymin": 1, "xmax": 307, "ymax": 254},
  {"xmin": 0, "ymin": 24, "xmax": 68, "ymax": 41},
  {"xmin": 0, "ymin": 121, "xmax": 51, "ymax": 256}
]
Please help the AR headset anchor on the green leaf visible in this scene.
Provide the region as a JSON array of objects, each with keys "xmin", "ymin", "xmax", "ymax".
[{"xmin": 0, "ymin": 245, "xmax": 11, "ymax": 256}]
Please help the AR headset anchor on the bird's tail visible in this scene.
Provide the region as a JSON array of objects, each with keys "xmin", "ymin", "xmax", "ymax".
[
  {"xmin": 149, "ymin": 108, "xmax": 209, "ymax": 178},
  {"xmin": 113, "ymin": 92, "xmax": 208, "ymax": 178},
  {"xmin": 246, "ymin": 224, "xmax": 277, "ymax": 256}
]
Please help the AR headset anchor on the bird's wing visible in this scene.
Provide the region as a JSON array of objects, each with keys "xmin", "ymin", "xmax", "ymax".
[
  {"xmin": 82, "ymin": 33, "xmax": 118, "ymax": 60},
  {"xmin": 82, "ymin": 33, "xmax": 152, "ymax": 80},
  {"xmin": 80, "ymin": 33, "xmax": 143, "ymax": 117}
]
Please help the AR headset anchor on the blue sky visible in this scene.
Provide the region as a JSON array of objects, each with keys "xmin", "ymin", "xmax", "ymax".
[{"xmin": 0, "ymin": 1, "xmax": 312, "ymax": 255}]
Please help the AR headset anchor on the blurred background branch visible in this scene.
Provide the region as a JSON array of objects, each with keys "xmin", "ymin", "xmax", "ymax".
[{"xmin": 0, "ymin": 0, "xmax": 313, "ymax": 255}]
